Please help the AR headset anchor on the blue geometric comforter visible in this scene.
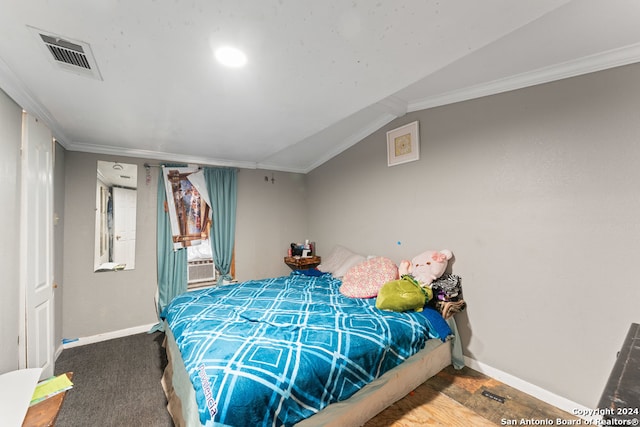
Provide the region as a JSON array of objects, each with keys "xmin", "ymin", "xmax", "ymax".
[{"xmin": 162, "ymin": 272, "xmax": 450, "ymax": 427}]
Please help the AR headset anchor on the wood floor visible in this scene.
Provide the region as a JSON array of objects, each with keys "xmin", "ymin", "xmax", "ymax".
[{"xmin": 364, "ymin": 365, "xmax": 583, "ymax": 426}]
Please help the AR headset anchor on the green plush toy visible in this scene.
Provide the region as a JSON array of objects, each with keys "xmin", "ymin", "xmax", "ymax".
[{"xmin": 375, "ymin": 275, "xmax": 433, "ymax": 312}]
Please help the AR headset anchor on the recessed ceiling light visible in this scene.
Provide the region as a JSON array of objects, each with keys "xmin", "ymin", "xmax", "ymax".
[{"xmin": 214, "ymin": 46, "xmax": 247, "ymax": 68}]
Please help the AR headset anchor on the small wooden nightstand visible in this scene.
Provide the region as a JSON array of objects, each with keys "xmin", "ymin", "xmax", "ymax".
[{"xmin": 284, "ymin": 256, "xmax": 321, "ymax": 270}]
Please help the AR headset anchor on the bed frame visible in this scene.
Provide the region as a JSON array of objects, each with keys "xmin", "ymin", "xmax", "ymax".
[{"xmin": 161, "ymin": 321, "xmax": 454, "ymax": 427}]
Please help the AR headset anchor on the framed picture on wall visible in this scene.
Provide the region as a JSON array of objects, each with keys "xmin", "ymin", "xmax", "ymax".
[
  {"xmin": 387, "ymin": 120, "xmax": 420, "ymax": 166},
  {"xmin": 162, "ymin": 166, "xmax": 210, "ymax": 250}
]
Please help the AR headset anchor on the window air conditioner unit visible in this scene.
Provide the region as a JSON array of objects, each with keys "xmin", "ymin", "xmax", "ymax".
[{"xmin": 187, "ymin": 260, "xmax": 216, "ymax": 284}]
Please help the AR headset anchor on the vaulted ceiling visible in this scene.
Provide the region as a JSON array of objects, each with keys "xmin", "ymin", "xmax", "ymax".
[{"xmin": 1, "ymin": 1, "xmax": 640, "ymax": 172}]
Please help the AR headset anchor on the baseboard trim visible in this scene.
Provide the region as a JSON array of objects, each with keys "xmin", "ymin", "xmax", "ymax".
[
  {"xmin": 61, "ymin": 323, "xmax": 157, "ymax": 350},
  {"xmin": 463, "ymin": 356, "xmax": 600, "ymax": 423}
]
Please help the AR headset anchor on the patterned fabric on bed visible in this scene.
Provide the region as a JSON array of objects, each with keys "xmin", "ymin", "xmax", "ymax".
[{"xmin": 162, "ymin": 272, "xmax": 449, "ymax": 427}]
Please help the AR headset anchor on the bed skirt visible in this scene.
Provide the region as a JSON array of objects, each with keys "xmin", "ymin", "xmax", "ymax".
[{"xmin": 161, "ymin": 320, "xmax": 454, "ymax": 427}]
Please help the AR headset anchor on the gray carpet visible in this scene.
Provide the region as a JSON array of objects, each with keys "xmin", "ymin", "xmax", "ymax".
[{"xmin": 54, "ymin": 332, "xmax": 174, "ymax": 427}]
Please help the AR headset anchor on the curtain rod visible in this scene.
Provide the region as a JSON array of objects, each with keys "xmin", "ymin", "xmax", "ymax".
[
  {"xmin": 143, "ymin": 163, "xmax": 201, "ymax": 169},
  {"xmin": 143, "ymin": 163, "xmax": 238, "ymax": 171}
]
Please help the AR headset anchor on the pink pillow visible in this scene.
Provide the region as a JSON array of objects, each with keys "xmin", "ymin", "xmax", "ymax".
[{"xmin": 339, "ymin": 257, "xmax": 399, "ymax": 298}]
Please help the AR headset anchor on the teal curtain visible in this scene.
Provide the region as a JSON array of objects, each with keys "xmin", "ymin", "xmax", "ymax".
[
  {"xmin": 151, "ymin": 166, "xmax": 188, "ymax": 332},
  {"xmin": 204, "ymin": 167, "xmax": 237, "ymax": 283}
]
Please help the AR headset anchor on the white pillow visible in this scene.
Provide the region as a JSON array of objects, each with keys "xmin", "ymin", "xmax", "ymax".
[
  {"xmin": 317, "ymin": 245, "xmax": 365, "ymax": 278},
  {"xmin": 332, "ymin": 253, "xmax": 366, "ymax": 278}
]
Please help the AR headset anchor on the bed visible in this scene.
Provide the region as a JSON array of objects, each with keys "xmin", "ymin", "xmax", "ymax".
[{"xmin": 160, "ymin": 271, "xmax": 463, "ymax": 427}]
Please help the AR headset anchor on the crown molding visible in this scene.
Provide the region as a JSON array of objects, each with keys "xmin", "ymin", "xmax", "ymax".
[
  {"xmin": 298, "ymin": 112, "xmax": 398, "ymax": 174},
  {"xmin": 63, "ymin": 140, "xmax": 259, "ymax": 170},
  {"xmin": 408, "ymin": 42, "xmax": 640, "ymax": 112},
  {"xmin": 375, "ymin": 95, "xmax": 408, "ymax": 118},
  {"xmin": 0, "ymin": 56, "xmax": 71, "ymax": 146}
]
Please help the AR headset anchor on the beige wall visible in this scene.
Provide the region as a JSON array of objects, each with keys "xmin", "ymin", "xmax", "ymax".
[
  {"xmin": 0, "ymin": 89, "xmax": 22, "ymax": 372},
  {"xmin": 307, "ymin": 63, "xmax": 640, "ymax": 408},
  {"xmin": 61, "ymin": 153, "xmax": 307, "ymax": 338},
  {"xmin": 235, "ymin": 169, "xmax": 308, "ymax": 282},
  {"xmin": 62, "ymin": 152, "xmax": 160, "ymax": 338}
]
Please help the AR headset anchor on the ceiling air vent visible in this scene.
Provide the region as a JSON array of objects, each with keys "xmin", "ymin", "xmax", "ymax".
[
  {"xmin": 29, "ymin": 26, "xmax": 103, "ymax": 80},
  {"xmin": 40, "ymin": 34, "xmax": 91, "ymax": 69}
]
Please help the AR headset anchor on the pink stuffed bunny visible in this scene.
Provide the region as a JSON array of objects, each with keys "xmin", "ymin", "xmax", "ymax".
[{"xmin": 398, "ymin": 249, "xmax": 453, "ymax": 287}]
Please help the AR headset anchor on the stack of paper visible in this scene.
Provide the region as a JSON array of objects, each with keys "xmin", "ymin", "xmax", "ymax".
[{"xmin": 30, "ymin": 374, "xmax": 73, "ymax": 406}]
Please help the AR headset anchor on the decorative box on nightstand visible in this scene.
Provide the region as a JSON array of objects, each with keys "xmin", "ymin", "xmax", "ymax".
[{"xmin": 284, "ymin": 256, "xmax": 321, "ymax": 270}]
